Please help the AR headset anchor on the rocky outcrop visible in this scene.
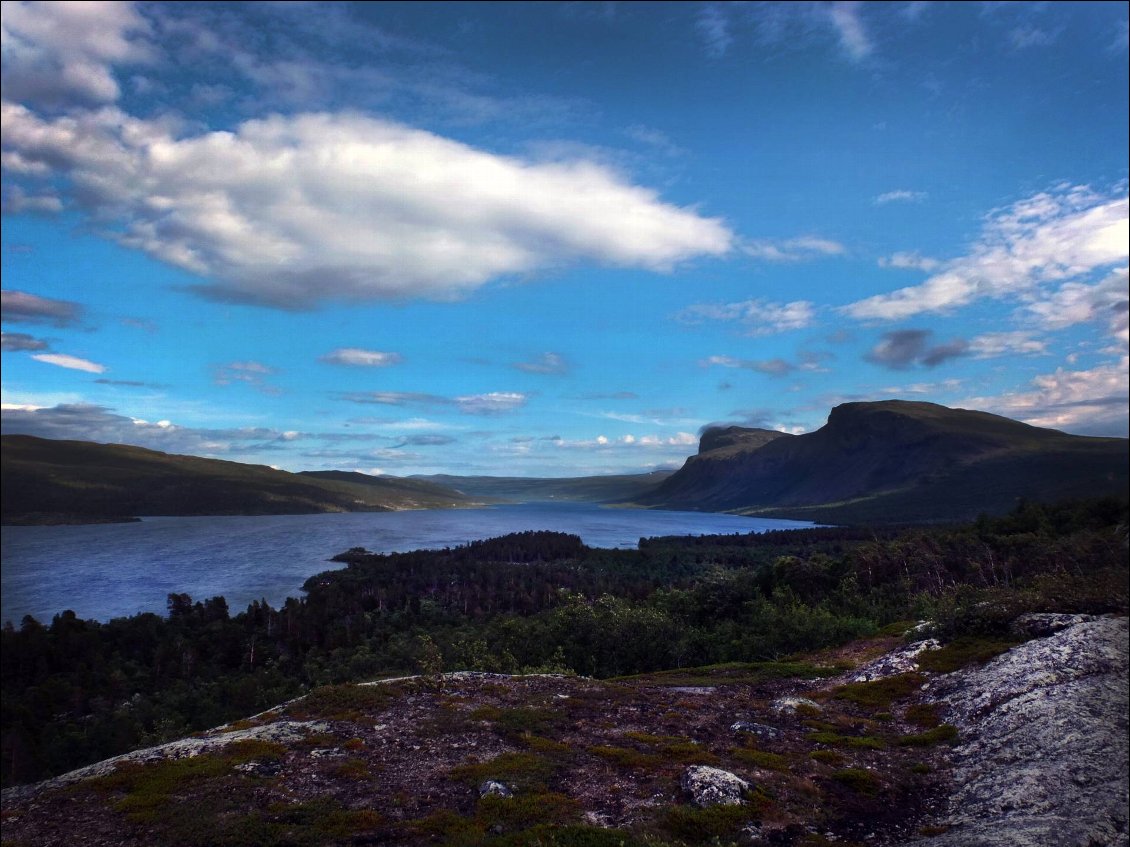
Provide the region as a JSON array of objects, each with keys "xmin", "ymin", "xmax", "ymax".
[
  {"xmin": 0, "ymin": 719, "xmax": 329, "ymax": 804},
  {"xmin": 907, "ymin": 615, "xmax": 1129, "ymax": 847},
  {"xmin": 849, "ymin": 639, "xmax": 941, "ymax": 682},
  {"xmin": 680, "ymin": 765, "xmax": 751, "ymax": 807}
]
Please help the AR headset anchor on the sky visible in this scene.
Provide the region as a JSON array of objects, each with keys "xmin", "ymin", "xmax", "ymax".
[{"xmin": 1, "ymin": 1, "xmax": 1127, "ymax": 478}]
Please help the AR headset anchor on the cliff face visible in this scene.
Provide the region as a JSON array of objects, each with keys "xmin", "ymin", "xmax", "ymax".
[
  {"xmin": 4, "ymin": 616, "xmax": 1125, "ymax": 847},
  {"xmin": 639, "ymin": 401, "xmax": 1129, "ymax": 524}
]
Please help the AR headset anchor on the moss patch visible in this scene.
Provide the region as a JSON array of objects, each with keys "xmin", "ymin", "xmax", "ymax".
[
  {"xmin": 829, "ymin": 673, "xmax": 925, "ymax": 710},
  {"xmin": 915, "ymin": 638, "xmax": 1019, "ymax": 674}
]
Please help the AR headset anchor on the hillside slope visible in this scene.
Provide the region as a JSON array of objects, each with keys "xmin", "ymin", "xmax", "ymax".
[
  {"xmin": 0, "ymin": 435, "xmax": 471, "ymax": 524},
  {"xmin": 638, "ymin": 401, "xmax": 1129, "ymax": 524},
  {"xmin": 414, "ymin": 470, "xmax": 675, "ymax": 503}
]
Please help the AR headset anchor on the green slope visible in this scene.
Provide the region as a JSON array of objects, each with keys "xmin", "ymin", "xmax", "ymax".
[
  {"xmin": 1, "ymin": 435, "xmax": 471, "ymax": 524},
  {"xmin": 412, "ymin": 470, "xmax": 675, "ymax": 503},
  {"xmin": 638, "ymin": 400, "xmax": 1129, "ymax": 524}
]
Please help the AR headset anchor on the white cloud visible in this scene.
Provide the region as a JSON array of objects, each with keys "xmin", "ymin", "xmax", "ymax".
[
  {"xmin": 1, "ymin": 186, "xmax": 62, "ymax": 214},
  {"xmin": 874, "ymin": 189, "xmax": 927, "ymax": 205},
  {"xmin": 677, "ymin": 298, "xmax": 815, "ymax": 335},
  {"xmin": 966, "ymin": 355, "xmax": 1129, "ymax": 436},
  {"xmin": 453, "ymin": 392, "xmax": 528, "ymax": 415},
  {"xmin": 514, "ymin": 352, "xmax": 568, "ymax": 375},
  {"xmin": 30, "ymin": 352, "xmax": 106, "ymax": 373},
  {"xmin": 878, "ymin": 251, "xmax": 941, "ymax": 272},
  {"xmin": 844, "ymin": 185, "xmax": 1129, "ymax": 321},
  {"xmin": 214, "ymin": 360, "xmax": 279, "ymax": 393},
  {"xmin": 0, "ymin": 0, "xmax": 152, "ymax": 107},
  {"xmin": 321, "ymin": 348, "xmax": 402, "ymax": 367},
  {"xmin": 1023, "ymin": 266, "xmax": 1128, "ymax": 349},
  {"xmin": 697, "ymin": 4, "xmax": 734, "ymax": 58},
  {"xmin": 1, "ymin": 103, "xmax": 734, "ymax": 308},
  {"xmin": 743, "ymin": 236, "xmax": 844, "ymax": 262},
  {"xmin": 827, "ymin": 2, "xmax": 873, "ymax": 61},
  {"xmin": 967, "ymin": 332, "xmax": 1047, "ymax": 358},
  {"xmin": 702, "ymin": 355, "xmax": 796, "ymax": 376}
]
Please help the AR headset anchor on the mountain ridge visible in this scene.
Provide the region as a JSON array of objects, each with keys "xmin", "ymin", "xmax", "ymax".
[{"xmin": 637, "ymin": 400, "xmax": 1128, "ymax": 524}]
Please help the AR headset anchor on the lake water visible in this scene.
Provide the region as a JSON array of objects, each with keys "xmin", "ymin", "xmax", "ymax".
[{"xmin": 0, "ymin": 503, "xmax": 817, "ymax": 625}]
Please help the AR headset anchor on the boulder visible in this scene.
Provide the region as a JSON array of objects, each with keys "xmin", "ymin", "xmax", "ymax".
[
  {"xmin": 730, "ymin": 721, "xmax": 780, "ymax": 740},
  {"xmin": 478, "ymin": 780, "xmax": 513, "ymax": 798},
  {"xmin": 849, "ymin": 639, "xmax": 941, "ymax": 683},
  {"xmin": 681, "ymin": 765, "xmax": 750, "ymax": 807},
  {"xmin": 770, "ymin": 697, "xmax": 822, "ymax": 716}
]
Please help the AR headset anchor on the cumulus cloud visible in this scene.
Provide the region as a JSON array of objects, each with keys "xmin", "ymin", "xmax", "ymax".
[
  {"xmin": 1, "ymin": 330, "xmax": 48, "ymax": 351},
  {"xmin": 31, "ymin": 352, "xmax": 106, "ymax": 373},
  {"xmin": 966, "ymin": 355, "xmax": 1129, "ymax": 437},
  {"xmin": 1, "ymin": 104, "xmax": 733, "ymax": 308},
  {"xmin": 321, "ymin": 348, "xmax": 403, "ymax": 367},
  {"xmin": 865, "ymin": 329, "xmax": 967, "ymax": 369},
  {"xmin": 874, "ymin": 189, "xmax": 927, "ymax": 205},
  {"xmin": 1024, "ymin": 266, "xmax": 1128, "ymax": 349},
  {"xmin": 514, "ymin": 352, "xmax": 569, "ymax": 375},
  {"xmin": 844, "ymin": 185, "xmax": 1129, "ymax": 321},
  {"xmin": 1, "ymin": 289, "xmax": 83, "ymax": 327},
  {"xmin": 677, "ymin": 298, "xmax": 816, "ymax": 335},
  {"xmin": 743, "ymin": 236, "xmax": 844, "ymax": 262},
  {"xmin": 1, "ymin": 186, "xmax": 62, "ymax": 214},
  {"xmin": 0, "ymin": 0, "xmax": 152, "ymax": 107}
]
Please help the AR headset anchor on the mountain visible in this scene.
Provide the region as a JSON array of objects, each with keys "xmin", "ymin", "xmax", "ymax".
[
  {"xmin": 411, "ymin": 470, "xmax": 675, "ymax": 503},
  {"xmin": 0, "ymin": 435, "xmax": 472, "ymax": 524},
  {"xmin": 636, "ymin": 400, "xmax": 1129, "ymax": 524}
]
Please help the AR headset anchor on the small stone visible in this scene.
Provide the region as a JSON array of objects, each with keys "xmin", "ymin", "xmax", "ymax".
[{"xmin": 680, "ymin": 765, "xmax": 750, "ymax": 807}]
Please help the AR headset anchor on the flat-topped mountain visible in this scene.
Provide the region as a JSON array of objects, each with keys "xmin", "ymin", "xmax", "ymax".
[
  {"xmin": 0, "ymin": 435, "xmax": 473, "ymax": 524},
  {"xmin": 638, "ymin": 401, "xmax": 1129, "ymax": 524}
]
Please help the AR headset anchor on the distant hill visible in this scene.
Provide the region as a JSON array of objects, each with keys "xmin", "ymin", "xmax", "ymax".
[
  {"xmin": 635, "ymin": 400, "xmax": 1129, "ymax": 524},
  {"xmin": 0, "ymin": 436, "xmax": 472, "ymax": 524},
  {"xmin": 413, "ymin": 470, "xmax": 675, "ymax": 504}
]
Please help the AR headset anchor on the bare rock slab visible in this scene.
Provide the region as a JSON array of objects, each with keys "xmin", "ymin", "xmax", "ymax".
[{"xmin": 906, "ymin": 616, "xmax": 1129, "ymax": 847}]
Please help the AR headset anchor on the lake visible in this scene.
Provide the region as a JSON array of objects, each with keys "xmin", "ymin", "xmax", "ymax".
[{"xmin": 0, "ymin": 503, "xmax": 818, "ymax": 625}]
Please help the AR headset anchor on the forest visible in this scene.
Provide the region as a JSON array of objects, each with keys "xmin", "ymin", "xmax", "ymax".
[{"xmin": 3, "ymin": 496, "xmax": 1127, "ymax": 788}]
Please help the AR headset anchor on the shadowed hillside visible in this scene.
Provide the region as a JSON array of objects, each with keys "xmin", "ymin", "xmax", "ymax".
[
  {"xmin": 637, "ymin": 401, "xmax": 1129, "ymax": 524},
  {"xmin": 0, "ymin": 435, "xmax": 472, "ymax": 524},
  {"xmin": 412, "ymin": 471, "xmax": 675, "ymax": 504}
]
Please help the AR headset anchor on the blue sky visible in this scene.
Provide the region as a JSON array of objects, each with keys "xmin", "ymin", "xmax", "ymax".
[{"xmin": 1, "ymin": 1, "xmax": 1127, "ymax": 477}]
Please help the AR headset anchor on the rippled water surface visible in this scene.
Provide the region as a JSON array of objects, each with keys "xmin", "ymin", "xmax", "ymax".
[{"xmin": 1, "ymin": 503, "xmax": 817, "ymax": 624}]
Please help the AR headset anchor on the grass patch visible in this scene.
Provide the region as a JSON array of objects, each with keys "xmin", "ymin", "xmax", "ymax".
[
  {"xmin": 830, "ymin": 768, "xmax": 882, "ymax": 795},
  {"xmin": 807, "ymin": 731, "xmax": 886, "ymax": 750},
  {"xmin": 92, "ymin": 740, "xmax": 287, "ymax": 823},
  {"xmin": 588, "ymin": 745, "xmax": 662, "ymax": 770},
  {"xmin": 518, "ymin": 733, "xmax": 571, "ymax": 754},
  {"xmin": 829, "ymin": 673, "xmax": 924, "ymax": 710},
  {"xmin": 809, "ymin": 750, "xmax": 845, "ymax": 766},
  {"xmin": 331, "ymin": 757, "xmax": 373, "ymax": 781},
  {"xmin": 470, "ymin": 706, "xmax": 558, "ymax": 737},
  {"xmin": 915, "ymin": 638, "xmax": 1019, "ymax": 674},
  {"xmin": 449, "ymin": 752, "xmax": 558, "ymax": 792},
  {"xmin": 287, "ymin": 683, "xmax": 392, "ymax": 721},
  {"xmin": 897, "ymin": 724, "xmax": 959, "ymax": 747},
  {"xmin": 731, "ymin": 747, "xmax": 790, "ymax": 771},
  {"xmin": 661, "ymin": 803, "xmax": 755, "ymax": 843},
  {"xmin": 618, "ymin": 661, "xmax": 839, "ymax": 687},
  {"xmin": 904, "ymin": 703, "xmax": 941, "ymax": 728}
]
